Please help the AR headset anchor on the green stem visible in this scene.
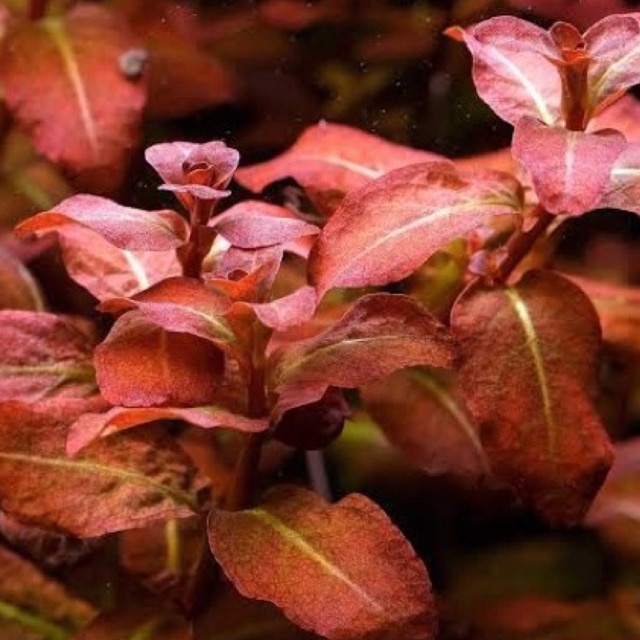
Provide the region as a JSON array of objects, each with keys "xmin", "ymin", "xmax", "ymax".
[{"xmin": 0, "ymin": 600, "xmax": 70, "ymax": 640}]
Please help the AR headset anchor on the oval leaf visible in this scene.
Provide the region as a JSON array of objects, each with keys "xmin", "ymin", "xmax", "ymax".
[
  {"xmin": 209, "ymin": 485, "xmax": 437, "ymax": 640},
  {"xmin": 451, "ymin": 270, "xmax": 614, "ymax": 524},
  {"xmin": 309, "ymin": 162, "xmax": 522, "ymax": 296}
]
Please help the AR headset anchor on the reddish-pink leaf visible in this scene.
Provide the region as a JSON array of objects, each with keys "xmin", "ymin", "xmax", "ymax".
[
  {"xmin": 451, "ymin": 270, "xmax": 614, "ymax": 524},
  {"xmin": 211, "ymin": 201, "xmax": 319, "ymax": 248},
  {"xmin": 99, "ymin": 277, "xmax": 236, "ymax": 352},
  {"xmin": 54, "ymin": 224, "xmax": 181, "ymax": 301},
  {"xmin": 67, "ymin": 405, "xmax": 268, "ymax": 456},
  {"xmin": 16, "ymin": 194, "xmax": 189, "ymax": 251},
  {"xmin": 247, "ymin": 286, "xmax": 317, "ymax": 332},
  {"xmin": 309, "ymin": 163, "xmax": 522, "ymax": 296},
  {"xmin": 236, "ymin": 122, "xmax": 443, "ymax": 215},
  {"xmin": 269, "ymin": 293, "xmax": 455, "ymax": 414},
  {"xmin": 0, "ymin": 246, "xmax": 43, "ymax": 311},
  {"xmin": 95, "ymin": 311, "xmax": 225, "ymax": 407},
  {"xmin": 362, "ymin": 369, "xmax": 490, "ymax": 481},
  {"xmin": 591, "ymin": 94, "xmax": 640, "ymax": 142},
  {"xmin": 0, "ymin": 542, "xmax": 95, "ymax": 638},
  {"xmin": 0, "ymin": 310, "xmax": 96, "ymax": 402},
  {"xmin": 0, "ymin": 399, "xmax": 203, "ymax": 536},
  {"xmin": 209, "ymin": 485, "xmax": 437, "ymax": 640},
  {"xmin": 512, "ymin": 117, "xmax": 626, "ymax": 216},
  {"xmin": 0, "ymin": 4, "xmax": 146, "ymax": 193},
  {"xmin": 446, "ymin": 17, "xmax": 562, "ymax": 126},
  {"xmin": 598, "ymin": 141, "xmax": 640, "ymax": 215}
]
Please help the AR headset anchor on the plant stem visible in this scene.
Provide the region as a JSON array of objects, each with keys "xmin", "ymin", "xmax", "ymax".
[
  {"xmin": 181, "ymin": 225, "xmax": 213, "ymax": 279},
  {"xmin": 29, "ymin": 0, "xmax": 50, "ymax": 20},
  {"xmin": 493, "ymin": 206, "xmax": 554, "ymax": 284}
]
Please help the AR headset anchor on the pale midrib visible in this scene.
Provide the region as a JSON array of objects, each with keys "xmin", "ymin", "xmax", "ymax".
[
  {"xmin": 485, "ymin": 44, "xmax": 555, "ymax": 125},
  {"xmin": 325, "ymin": 198, "xmax": 512, "ymax": 290},
  {"xmin": 0, "ymin": 363, "xmax": 94, "ymax": 381},
  {"xmin": 416, "ymin": 373, "xmax": 489, "ymax": 471},
  {"xmin": 504, "ymin": 289, "xmax": 557, "ymax": 455},
  {"xmin": 612, "ymin": 167, "xmax": 640, "ymax": 179},
  {"xmin": 0, "ymin": 599, "xmax": 71, "ymax": 640},
  {"xmin": 43, "ymin": 20, "xmax": 99, "ymax": 158},
  {"xmin": 123, "ymin": 251, "xmax": 151, "ymax": 290},
  {"xmin": 250, "ymin": 508, "xmax": 384, "ymax": 613},
  {"xmin": 296, "ymin": 154, "xmax": 382, "ymax": 179},
  {"xmin": 0, "ymin": 452, "xmax": 198, "ymax": 511},
  {"xmin": 592, "ymin": 42, "xmax": 640, "ymax": 100},
  {"xmin": 562, "ymin": 133, "xmax": 577, "ymax": 198},
  {"xmin": 144, "ymin": 305, "xmax": 236, "ymax": 343}
]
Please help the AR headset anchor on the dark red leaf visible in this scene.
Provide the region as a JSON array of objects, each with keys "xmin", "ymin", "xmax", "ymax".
[
  {"xmin": 0, "ymin": 246, "xmax": 43, "ymax": 310},
  {"xmin": 0, "ymin": 399, "xmax": 203, "ymax": 536},
  {"xmin": 236, "ymin": 122, "xmax": 444, "ymax": 215},
  {"xmin": 0, "ymin": 310, "xmax": 96, "ymax": 402},
  {"xmin": 451, "ymin": 270, "xmax": 614, "ymax": 524},
  {"xmin": 0, "ymin": 4, "xmax": 146, "ymax": 192},
  {"xmin": 309, "ymin": 163, "xmax": 522, "ymax": 296},
  {"xmin": 95, "ymin": 311, "xmax": 225, "ymax": 407},
  {"xmin": 16, "ymin": 194, "xmax": 190, "ymax": 251},
  {"xmin": 209, "ymin": 485, "xmax": 437, "ymax": 640}
]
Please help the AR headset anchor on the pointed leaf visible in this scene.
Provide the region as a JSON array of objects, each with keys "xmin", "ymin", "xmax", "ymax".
[
  {"xmin": 0, "ymin": 400, "xmax": 203, "ymax": 536},
  {"xmin": 362, "ymin": 369, "xmax": 489, "ymax": 481},
  {"xmin": 0, "ymin": 4, "xmax": 146, "ymax": 192},
  {"xmin": 0, "ymin": 543, "xmax": 95, "ymax": 640},
  {"xmin": 211, "ymin": 201, "xmax": 319, "ymax": 249},
  {"xmin": 309, "ymin": 162, "xmax": 522, "ymax": 296},
  {"xmin": 446, "ymin": 17, "xmax": 562, "ymax": 126},
  {"xmin": 236, "ymin": 122, "xmax": 444, "ymax": 215},
  {"xmin": 16, "ymin": 194, "xmax": 190, "ymax": 251},
  {"xmin": 209, "ymin": 485, "xmax": 437, "ymax": 640},
  {"xmin": 0, "ymin": 311, "xmax": 96, "ymax": 402},
  {"xmin": 512, "ymin": 117, "xmax": 626, "ymax": 215},
  {"xmin": 95, "ymin": 312, "xmax": 225, "ymax": 407},
  {"xmin": 451, "ymin": 270, "xmax": 614, "ymax": 524},
  {"xmin": 67, "ymin": 405, "xmax": 268, "ymax": 456}
]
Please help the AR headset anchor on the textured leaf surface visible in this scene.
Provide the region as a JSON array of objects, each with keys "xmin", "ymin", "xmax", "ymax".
[
  {"xmin": 0, "ymin": 311, "xmax": 95, "ymax": 402},
  {"xmin": 95, "ymin": 312, "xmax": 224, "ymax": 407},
  {"xmin": 0, "ymin": 4, "xmax": 146, "ymax": 192},
  {"xmin": 451, "ymin": 270, "xmax": 613, "ymax": 524},
  {"xmin": 68, "ymin": 405, "xmax": 268, "ymax": 455},
  {"xmin": 211, "ymin": 201, "xmax": 319, "ymax": 249},
  {"xmin": 309, "ymin": 162, "xmax": 522, "ymax": 295},
  {"xmin": 55, "ymin": 225, "xmax": 181, "ymax": 301},
  {"xmin": 363, "ymin": 369, "xmax": 489, "ymax": 481},
  {"xmin": 446, "ymin": 17, "xmax": 562, "ymax": 126},
  {"xmin": 209, "ymin": 485, "xmax": 437, "ymax": 640},
  {"xmin": 16, "ymin": 194, "xmax": 190, "ymax": 251},
  {"xmin": 236, "ymin": 122, "xmax": 443, "ymax": 215},
  {"xmin": 0, "ymin": 543, "xmax": 95, "ymax": 640},
  {"xmin": 0, "ymin": 400, "xmax": 202, "ymax": 536},
  {"xmin": 512, "ymin": 117, "xmax": 626, "ymax": 216}
]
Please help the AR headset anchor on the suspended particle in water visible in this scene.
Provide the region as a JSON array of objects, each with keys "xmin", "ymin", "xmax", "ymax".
[{"xmin": 119, "ymin": 48, "xmax": 149, "ymax": 81}]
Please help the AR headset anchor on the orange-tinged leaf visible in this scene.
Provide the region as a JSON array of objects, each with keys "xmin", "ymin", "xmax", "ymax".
[
  {"xmin": 0, "ymin": 399, "xmax": 203, "ymax": 536},
  {"xmin": 512, "ymin": 117, "xmax": 626, "ymax": 216},
  {"xmin": 236, "ymin": 122, "xmax": 443, "ymax": 215},
  {"xmin": 362, "ymin": 369, "xmax": 489, "ymax": 481},
  {"xmin": 309, "ymin": 163, "xmax": 522, "ymax": 296},
  {"xmin": 0, "ymin": 310, "xmax": 96, "ymax": 402},
  {"xmin": 0, "ymin": 5, "xmax": 146, "ymax": 193},
  {"xmin": 0, "ymin": 542, "xmax": 95, "ymax": 640},
  {"xmin": 451, "ymin": 270, "xmax": 613, "ymax": 524},
  {"xmin": 209, "ymin": 485, "xmax": 437, "ymax": 640},
  {"xmin": 95, "ymin": 312, "xmax": 225, "ymax": 408}
]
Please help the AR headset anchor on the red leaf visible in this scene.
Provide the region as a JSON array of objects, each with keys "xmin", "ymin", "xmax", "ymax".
[
  {"xmin": 0, "ymin": 310, "xmax": 96, "ymax": 402},
  {"xmin": 0, "ymin": 246, "xmax": 43, "ymax": 310},
  {"xmin": 451, "ymin": 270, "xmax": 614, "ymax": 524},
  {"xmin": 269, "ymin": 293, "xmax": 455, "ymax": 413},
  {"xmin": 0, "ymin": 542, "xmax": 95, "ymax": 638},
  {"xmin": 512, "ymin": 117, "xmax": 626, "ymax": 216},
  {"xmin": 591, "ymin": 94, "xmax": 640, "ymax": 142},
  {"xmin": 0, "ymin": 399, "xmax": 203, "ymax": 536},
  {"xmin": 67, "ymin": 405, "xmax": 269, "ymax": 456},
  {"xmin": 54, "ymin": 224, "xmax": 181, "ymax": 301},
  {"xmin": 309, "ymin": 163, "xmax": 522, "ymax": 296},
  {"xmin": 95, "ymin": 311, "xmax": 225, "ymax": 407},
  {"xmin": 16, "ymin": 194, "xmax": 190, "ymax": 251},
  {"xmin": 598, "ymin": 141, "xmax": 640, "ymax": 215},
  {"xmin": 446, "ymin": 17, "xmax": 562, "ymax": 126},
  {"xmin": 246, "ymin": 286, "xmax": 318, "ymax": 332},
  {"xmin": 209, "ymin": 485, "xmax": 437, "ymax": 640},
  {"xmin": 0, "ymin": 4, "xmax": 146, "ymax": 193},
  {"xmin": 235, "ymin": 122, "xmax": 443, "ymax": 215},
  {"xmin": 212, "ymin": 201, "xmax": 319, "ymax": 249},
  {"xmin": 362, "ymin": 369, "xmax": 490, "ymax": 481}
]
